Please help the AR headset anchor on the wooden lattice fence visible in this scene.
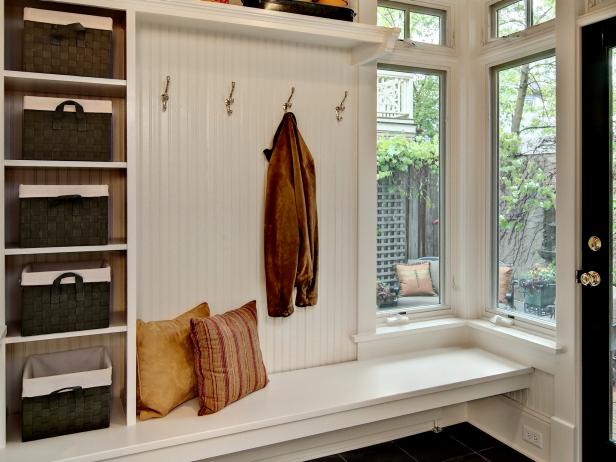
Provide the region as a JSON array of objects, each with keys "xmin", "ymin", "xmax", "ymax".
[{"xmin": 377, "ymin": 170, "xmax": 440, "ymax": 288}]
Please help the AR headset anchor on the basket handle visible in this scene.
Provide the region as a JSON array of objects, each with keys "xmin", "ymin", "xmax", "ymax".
[
  {"xmin": 51, "ymin": 272, "xmax": 85, "ymax": 303},
  {"xmin": 53, "ymin": 100, "xmax": 87, "ymax": 132},
  {"xmin": 50, "ymin": 386, "xmax": 83, "ymax": 395},
  {"xmin": 47, "ymin": 194, "xmax": 83, "ymax": 207},
  {"xmin": 50, "ymin": 22, "xmax": 87, "ymax": 47}
]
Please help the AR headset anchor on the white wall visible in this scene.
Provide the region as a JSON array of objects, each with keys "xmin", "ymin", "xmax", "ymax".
[{"xmin": 135, "ymin": 20, "xmax": 359, "ymax": 373}]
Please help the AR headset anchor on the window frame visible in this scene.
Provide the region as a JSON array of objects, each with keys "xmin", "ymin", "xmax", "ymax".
[
  {"xmin": 378, "ymin": 0, "xmax": 447, "ymax": 45},
  {"xmin": 490, "ymin": 49, "xmax": 557, "ymax": 329},
  {"xmin": 376, "ymin": 63, "xmax": 448, "ymax": 317},
  {"xmin": 489, "ymin": 0, "xmax": 555, "ymax": 38}
]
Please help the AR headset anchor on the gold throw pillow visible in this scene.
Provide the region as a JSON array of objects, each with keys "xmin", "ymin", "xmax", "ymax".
[{"xmin": 137, "ymin": 302, "xmax": 210, "ymax": 420}]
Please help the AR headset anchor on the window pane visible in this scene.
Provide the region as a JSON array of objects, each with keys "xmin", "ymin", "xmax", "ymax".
[
  {"xmin": 377, "ymin": 69, "xmax": 442, "ymax": 311},
  {"xmin": 533, "ymin": 0, "xmax": 555, "ymax": 25},
  {"xmin": 496, "ymin": 0, "xmax": 527, "ymax": 37},
  {"xmin": 377, "ymin": 6, "xmax": 405, "ymax": 40},
  {"xmin": 496, "ymin": 56, "xmax": 556, "ymax": 323},
  {"xmin": 409, "ymin": 12, "xmax": 441, "ymax": 45}
]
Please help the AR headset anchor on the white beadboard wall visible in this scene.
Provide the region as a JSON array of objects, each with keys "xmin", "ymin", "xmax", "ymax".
[
  {"xmin": 136, "ymin": 20, "xmax": 358, "ymax": 373},
  {"xmin": 505, "ymin": 370, "xmax": 555, "ymax": 417}
]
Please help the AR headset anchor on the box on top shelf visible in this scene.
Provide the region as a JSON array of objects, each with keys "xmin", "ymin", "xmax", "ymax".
[
  {"xmin": 23, "ymin": 96, "xmax": 112, "ymax": 162},
  {"xmin": 23, "ymin": 8, "xmax": 113, "ymax": 78}
]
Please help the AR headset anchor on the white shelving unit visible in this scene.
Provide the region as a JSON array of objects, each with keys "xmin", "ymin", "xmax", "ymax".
[
  {"xmin": 1, "ymin": 0, "xmax": 134, "ymax": 450},
  {"xmin": 0, "ymin": 0, "xmax": 396, "ymax": 457}
]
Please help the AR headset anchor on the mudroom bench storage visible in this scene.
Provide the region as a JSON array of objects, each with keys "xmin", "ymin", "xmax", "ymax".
[{"xmin": 0, "ymin": 1, "xmax": 536, "ymax": 461}]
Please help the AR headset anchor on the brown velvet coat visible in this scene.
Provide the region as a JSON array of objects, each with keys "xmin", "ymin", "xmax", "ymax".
[{"xmin": 264, "ymin": 112, "xmax": 318, "ymax": 317}]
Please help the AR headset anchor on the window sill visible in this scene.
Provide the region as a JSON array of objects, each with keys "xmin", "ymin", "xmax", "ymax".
[
  {"xmin": 353, "ymin": 316, "xmax": 562, "ymax": 356},
  {"xmin": 353, "ymin": 316, "xmax": 466, "ymax": 343},
  {"xmin": 467, "ymin": 319, "xmax": 562, "ymax": 355}
]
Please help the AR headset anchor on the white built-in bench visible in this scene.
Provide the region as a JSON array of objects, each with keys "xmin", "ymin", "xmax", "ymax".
[{"xmin": 1, "ymin": 347, "xmax": 532, "ymax": 462}]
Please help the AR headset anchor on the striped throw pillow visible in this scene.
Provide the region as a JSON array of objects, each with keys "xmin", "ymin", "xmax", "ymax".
[{"xmin": 190, "ymin": 300, "xmax": 268, "ymax": 415}]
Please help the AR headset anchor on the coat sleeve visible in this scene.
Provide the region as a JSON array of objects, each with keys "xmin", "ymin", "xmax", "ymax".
[{"xmin": 264, "ymin": 121, "xmax": 300, "ymax": 317}]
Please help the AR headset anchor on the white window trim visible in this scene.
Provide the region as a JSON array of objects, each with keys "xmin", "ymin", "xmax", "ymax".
[
  {"xmin": 487, "ymin": 0, "xmax": 556, "ymax": 41},
  {"xmin": 377, "ymin": 0, "xmax": 455, "ymax": 47},
  {"xmin": 357, "ymin": 25, "xmax": 458, "ymax": 336},
  {"xmin": 482, "ymin": 19, "xmax": 558, "ymax": 333}
]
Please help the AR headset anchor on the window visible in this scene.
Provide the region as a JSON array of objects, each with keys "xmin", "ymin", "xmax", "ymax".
[
  {"xmin": 491, "ymin": 0, "xmax": 555, "ymax": 38},
  {"xmin": 376, "ymin": 66, "xmax": 444, "ymax": 311},
  {"xmin": 377, "ymin": 1, "xmax": 445, "ymax": 45},
  {"xmin": 493, "ymin": 53, "xmax": 556, "ymax": 324}
]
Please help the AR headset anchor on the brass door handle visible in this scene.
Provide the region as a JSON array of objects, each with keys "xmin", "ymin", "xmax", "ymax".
[{"xmin": 580, "ymin": 271, "xmax": 601, "ymax": 287}]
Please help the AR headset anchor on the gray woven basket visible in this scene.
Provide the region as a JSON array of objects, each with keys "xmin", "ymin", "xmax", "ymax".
[
  {"xmin": 22, "ymin": 20, "xmax": 112, "ymax": 78},
  {"xmin": 23, "ymin": 100, "xmax": 112, "ymax": 162},
  {"xmin": 22, "ymin": 385, "xmax": 111, "ymax": 441},
  {"xmin": 20, "ymin": 195, "xmax": 108, "ymax": 248},
  {"xmin": 22, "ymin": 272, "xmax": 110, "ymax": 336}
]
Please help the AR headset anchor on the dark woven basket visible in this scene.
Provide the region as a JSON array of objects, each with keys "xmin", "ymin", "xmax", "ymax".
[
  {"xmin": 20, "ymin": 195, "xmax": 108, "ymax": 248},
  {"xmin": 22, "ymin": 272, "xmax": 110, "ymax": 336},
  {"xmin": 23, "ymin": 20, "xmax": 112, "ymax": 78},
  {"xmin": 22, "ymin": 385, "xmax": 112, "ymax": 441},
  {"xmin": 23, "ymin": 100, "xmax": 112, "ymax": 162}
]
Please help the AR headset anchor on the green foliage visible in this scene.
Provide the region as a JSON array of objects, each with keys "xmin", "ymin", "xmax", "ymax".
[
  {"xmin": 409, "ymin": 11, "xmax": 440, "ymax": 44},
  {"xmin": 377, "ymin": 135, "xmax": 439, "ymax": 199},
  {"xmin": 519, "ymin": 262, "xmax": 556, "ymax": 288},
  {"xmin": 497, "ymin": 57, "xmax": 556, "ymax": 261},
  {"xmin": 498, "ymin": 134, "xmax": 556, "ymax": 232},
  {"xmin": 376, "ymin": 71, "xmax": 440, "ymax": 199},
  {"xmin": 413, "ymin": 74, "xmax": 440, "ymax": 141}
]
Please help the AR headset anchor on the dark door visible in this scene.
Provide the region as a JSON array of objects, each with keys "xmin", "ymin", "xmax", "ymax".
[{"xmin": 581, "ymin": 16, "xmax": 616, "ymax": 461}]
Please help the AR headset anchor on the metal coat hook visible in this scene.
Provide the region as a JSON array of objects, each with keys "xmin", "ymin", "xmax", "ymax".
[
  {"xmin": 283, "ymin": 87, "xmax": 295, "ymax": 113},
  {"xmin": 336, "ymin": 90, "xmax": 348, "ymax": 122},
  {"xmin": 225, "ymin": 81, "xmax": 236, "ymax": 115},
  {"xmin": 161, "ymin": 76, "xmax": 171, "ymax": 112}
]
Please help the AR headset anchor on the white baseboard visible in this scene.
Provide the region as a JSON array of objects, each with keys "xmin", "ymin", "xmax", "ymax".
[
  {"xmin": 468, "ymin": 395, "xmax": 551, "ymax": 462},
  {"xmin": 204, "ymin": 404, "xmax": 467, "ymax": 462}
]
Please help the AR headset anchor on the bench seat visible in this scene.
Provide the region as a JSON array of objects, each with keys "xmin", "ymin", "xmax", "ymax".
[{"xmin": 1, "ymin": 347, "xmax": 533, "ymax": 462}]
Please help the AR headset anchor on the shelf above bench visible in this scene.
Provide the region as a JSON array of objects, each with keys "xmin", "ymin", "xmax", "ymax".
[
  {"xmin": 44, "ymin": 0, "xmax": 398, "ymax": 65},
  {"xmin": 0, "ymin": 347, "xmax": 532, "ymax": 462}
]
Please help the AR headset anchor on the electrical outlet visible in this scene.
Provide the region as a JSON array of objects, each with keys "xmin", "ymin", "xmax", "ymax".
[{"xmin": 522, "ymin": 425, "xmax": 544, "ymax": 449}]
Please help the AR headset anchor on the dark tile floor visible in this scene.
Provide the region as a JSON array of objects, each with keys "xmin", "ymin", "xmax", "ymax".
[{"xmin": 308, "ymin": 423, "xmax": 533, "ymax": 462}]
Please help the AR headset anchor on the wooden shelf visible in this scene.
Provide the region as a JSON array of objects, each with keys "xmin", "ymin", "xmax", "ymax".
[
  {"xmin": 48, "ymin": 0, "xmax": 399, "ymax": 65},
  {"xmin": 5, "ymin": 313, "xmax": 127, "ymax": 344},
  {"xmin": 4, "ymin": 160, "xmax": 127, "ymax": 169},
  {"xmin": 4, "ymin": 241, "xmax": 128, "ymax": 256},
  {"xmin": 3, "ymin": 70, "xmax": 127, "ymax": 98}
]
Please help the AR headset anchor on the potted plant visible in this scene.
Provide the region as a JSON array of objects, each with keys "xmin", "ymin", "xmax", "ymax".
[
  {"xmin": 519, "ymin": 263, "xmax": 556, "ymax": 311},
  {"xmin": 377, "ymin": 282, "xmax": 398, "ymax": 308}
]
